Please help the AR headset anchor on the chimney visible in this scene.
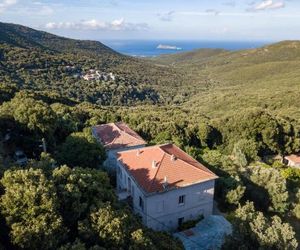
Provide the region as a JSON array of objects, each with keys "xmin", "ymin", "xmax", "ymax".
[
  {"xmin": 171, "ymin": 154, "xmax": 176, "ymax": 161},
  {"xmin": 136, "ymin": 149, "xmax": 141, "ymax": 156},
  {"xmin": 152, "ymin": 160, "xmax": 157, "ymax": 168},
  {"xmin": 163, "ymin": 176, "xmax": 168, "ymax": 189}
]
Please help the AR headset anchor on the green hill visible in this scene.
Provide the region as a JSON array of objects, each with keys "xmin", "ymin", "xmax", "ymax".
[
  {"xmin": 151, "ymin": 48, "xmax": 226, "ymax": 65},
  {"xmin": 151, "ymin": 40, "xmax": 300, "ymax": 120},
  {"xmin": 0, "ymin": 22, "xmax": 117, "ymax": 56},
  {"xmin": 0, "ymin": 22, "xmax": 185, "ymax": 105}
]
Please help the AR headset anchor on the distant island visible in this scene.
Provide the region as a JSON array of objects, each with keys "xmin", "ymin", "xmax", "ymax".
[{"xmin": 156, "ymin": 44, "xmax": 182, "ymax": 50}]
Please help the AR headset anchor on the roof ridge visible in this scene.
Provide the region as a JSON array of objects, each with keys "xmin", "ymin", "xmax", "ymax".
[
  {"xmin": 157, "ymin": 143, "xmax": 174, "ymax": 156},
  {"xmin": 125, "ymin": 130, "xmax": 144, "ymax": 142},
  {"xmin": 147, "ymin": 152, "xmax": 166, "ymax": 192},
  {"xmin": 161, "ymin": 144, "xmax": 216, "ymax": 176},
  {"xmin": 105, "ymin": 123, "xmax": 127, "ymax": 146},
  {"xmin": 116, "ymin": 144, "xmax": 164, "ymax": 154},
  {"xmin": 113, "ymin": 122, "xmax": 122, "ymax": 131},
  {"xmin": 114, "ymin": 122, "xmax": 145, "ymax": 142}
]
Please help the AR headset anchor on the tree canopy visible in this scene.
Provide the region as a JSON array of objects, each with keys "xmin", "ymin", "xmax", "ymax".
[{"xmin": 57, "ymin": 128, "xmax": 106, "ymax": 169}]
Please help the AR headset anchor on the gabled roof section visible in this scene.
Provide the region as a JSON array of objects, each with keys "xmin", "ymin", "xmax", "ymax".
[
  {"xmin": 92, "ymin": 122, "xmax": 146, "ymax": 150},
  {"xmin": 117, "ymin": 143, "xmax": 218, "ymax": 194},
  {"xmin": 285, "ymin": 154, "xmax": 300, "ymax": 164}
]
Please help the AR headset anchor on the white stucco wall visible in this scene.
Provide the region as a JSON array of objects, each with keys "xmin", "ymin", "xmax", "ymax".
[
  {"xmin": 116, "ymin": 161, "xmax": 147, "ymax": 224},
  {"xmin": 116, "ymin": 160, "xmax": 215, "ymax": 231},
  {"xmin": 283, "ymin": 157, "xmax": 300, "ymax": 168},
  {"xmin": 288, "ymin": 160, "xmax": 300, "ymax": 168},
  {"xmin": 145, "ymin": 180, "xmax": 215, "ymax": 231}
]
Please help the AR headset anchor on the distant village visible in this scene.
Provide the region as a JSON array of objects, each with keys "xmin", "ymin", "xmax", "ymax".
[{"xmin": 65, "ymin": 66, "xmax": 117, "ymax": 82}]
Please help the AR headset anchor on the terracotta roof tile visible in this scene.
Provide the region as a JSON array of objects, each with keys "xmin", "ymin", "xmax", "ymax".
[
  {"xmin": 92, "ymin": 122, "xmax": 146, "ymax": 150},
  {"xmin": 285, "ymin": 154, "xmax": 300, "ymax": 163},
  {"xmin": 117, "ymin": 144, "xmax": 218, "ymax": 194}
]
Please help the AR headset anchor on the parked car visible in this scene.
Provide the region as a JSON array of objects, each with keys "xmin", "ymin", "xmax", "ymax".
[{"xmin": 14, "ymin": 150, "xmax": 28, "ymax": 166}]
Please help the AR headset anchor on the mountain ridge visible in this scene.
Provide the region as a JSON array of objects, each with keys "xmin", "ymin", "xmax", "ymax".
[{"xmin": 0, "ymin": 21, "xmax": 119, "ymax": 57}]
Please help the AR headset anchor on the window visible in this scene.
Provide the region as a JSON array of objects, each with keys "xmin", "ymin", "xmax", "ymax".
[
  {"xmin": 117, "ymin": 167, "xmax": 122, "ymax": 178},
  {"xmin": 178, "ymin": 217, "xmax": 184, "ymax": 226},
  {"xmin": 178, "ymin": 195, "xmax": 185, "ymax": 205},
  {"xmin": 139, "ymin": 196, "xmax": 144, "ymax": 211}
]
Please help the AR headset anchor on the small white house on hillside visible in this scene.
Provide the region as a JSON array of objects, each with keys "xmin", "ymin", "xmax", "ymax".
[
  {"xmin": 283, "ymin": 154, "xmax": 300, "ymax": 168},
  {"xmin": 92, "ymin": 122, "xmax": 146, "ymax": 170},
  {"xmin": 116, "ymin": 143, "xmax": 218, "ymax": 231}
]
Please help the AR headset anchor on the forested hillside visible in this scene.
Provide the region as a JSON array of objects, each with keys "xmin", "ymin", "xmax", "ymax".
[
  {"xmin": 0, "ymin": 22, "xmax": 187, "ymax": 105},
  {"xmin": 3, "ymin": 22, "xmax": 300, "ymax": 116},
  {"xmin": 152, "ymin": 41, "xmax": 300, "ymax": 119},
  {"xmin": 0, "ymin": 22, "xmax": 300, "ymax": 249},
  {"xmin": 0, "ymin": 22, "xmax": 117, "ymax": 56},
  {"xmin": 0, "ymin": 87, "xmax": 299, "ymax": 249}
]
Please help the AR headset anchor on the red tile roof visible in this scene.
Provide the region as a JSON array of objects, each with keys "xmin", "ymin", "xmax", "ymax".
[
  {"xmin": 92, "ymin": 122, "xmax": 146, "ymax": 150},
  {"xmin": 117, "ymin": 144, "xmax": 218, "ymax": 194},
  {"xmin": 285, "ymin": 154, "xmax": 300, "ymax": 163}
]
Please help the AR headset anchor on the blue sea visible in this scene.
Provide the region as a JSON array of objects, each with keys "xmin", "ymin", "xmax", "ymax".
[{"xmin": 102, "ymin": 40, "xmax": 271, "ymax": 57}]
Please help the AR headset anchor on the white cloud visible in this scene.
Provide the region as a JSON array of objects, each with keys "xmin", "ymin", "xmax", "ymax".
[
  {"xmin": 45, "ymin": 22, "xmax": 58, "ymax": 29},
  {"xmin": 45, "ymin": 19, "xmax": 149, "ymax": 31},
  {"xmin": 205, "ymin": 9, "xmax": 221, "ymax": 15},
  {"xmin": 157, "ymin": 11, "xmax": 175, "ymax": 22},
  {"xmin": 248, "ymin": 0, "xmax": 285, "ymax": 11},
  {"xmin": 81, "ymin": 19, "xmax": 107, "ymax": 29},
  {"xmin": 0, "ymin": 0, "xmax": 17, "ymax": 13},
  {"xmin": 111, "ymin": 18, "xmax": 124, "ymax": 28}
]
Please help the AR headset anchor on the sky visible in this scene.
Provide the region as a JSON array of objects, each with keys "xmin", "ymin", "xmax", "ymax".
[{"xmin": 0, "ymin": 0, "xmax": 300, "ymax": 41}]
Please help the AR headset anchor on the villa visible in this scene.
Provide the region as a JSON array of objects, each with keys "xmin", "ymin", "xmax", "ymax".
[
  {"xmin": 283, "ymin": 154, "xmax": 300, "ymax": 168},
  {"xmin": 82, "ymin": 70, "xmax": 117, "ymax": 82},
  {"xmin": 116, "ymin": 143, "xmax": 218, "ymax": 231}
]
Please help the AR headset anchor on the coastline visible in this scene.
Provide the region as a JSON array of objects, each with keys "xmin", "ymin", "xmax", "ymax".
[{"xmin": 102, "ymin": 39, "xmax": 271, "ymax": 57}]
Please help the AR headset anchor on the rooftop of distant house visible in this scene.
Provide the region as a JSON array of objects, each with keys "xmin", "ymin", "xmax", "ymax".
[
  {"xmin": 92, "ymin": 122, "xmax": 146, "ymax": 150},
  {"xmin": 285, "ymin": 154, "xmax": 300, "ymax": 163},
  {"xmin": 117, "ymin": 143, "xmax": 218, "ymax": 194}
]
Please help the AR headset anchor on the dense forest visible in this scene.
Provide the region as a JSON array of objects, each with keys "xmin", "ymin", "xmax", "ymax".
[
  {"xmin": 0, "ymin": 22, "xmax": 300, "ymax": 249},
  {"xmin": 0, "ymin": 22, "xmax": 186, "ymax": 106}
]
